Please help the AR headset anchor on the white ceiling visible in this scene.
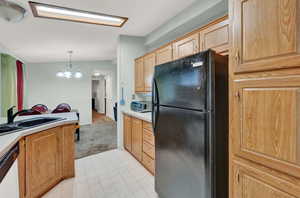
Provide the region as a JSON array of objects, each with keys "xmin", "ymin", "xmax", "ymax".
[{"xmin": 0, "ymin": 0, "xmax": 195, "ymax": 63}]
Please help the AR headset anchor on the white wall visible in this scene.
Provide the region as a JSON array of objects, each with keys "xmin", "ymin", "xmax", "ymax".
[
  {"xmin": 117, "ymin": 35, "xmax": 146, "ymax": 148},
  {"xmin": 26, "ymin": 61, "xmax": 116, "ymax": 125},
  {"xmin": 145, "ymin": 0, "xmax": 228, "ymax": 50}
]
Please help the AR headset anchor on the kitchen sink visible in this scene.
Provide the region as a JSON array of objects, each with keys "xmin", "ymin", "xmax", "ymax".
[
  {"xmin": 16, "ymin": 117, "xmax": 61, "ymax": 128},
  {"xmin": 0, "ymin": 125, "xmax": 22, "ymax": 134},
  {"xmin": 0, "ymin": 117, "xmax": 64, "ymax": 136}
]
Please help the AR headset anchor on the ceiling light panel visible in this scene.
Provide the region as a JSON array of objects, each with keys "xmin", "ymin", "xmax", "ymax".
[{"xmin": 29, "ymin": 1, "xmax": 128, "ymax": 27}]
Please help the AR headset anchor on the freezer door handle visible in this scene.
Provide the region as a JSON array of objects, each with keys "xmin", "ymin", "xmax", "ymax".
[{"xmin": 152, "ymin": 79, "xmax": 159, "ymax": 133}]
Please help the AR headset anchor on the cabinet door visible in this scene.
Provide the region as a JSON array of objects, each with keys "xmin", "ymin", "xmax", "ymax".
[
  {"xmin": 144, "ymin": 53, "xmax": 156, "ymax": 92},
  {"xmin": 232, "ymin": 160, "xmax": 300, "ymax": 198},
  {"xmin": 232, "ymin": 76, "xmax": 300, "ymax": 178},
  {"xmin": 123, "ymin": 114, "xmax": 132, "ymax": 152},
  {"xmin": 156, "ymin": 44, "xmax": 173, "ymax": 65},
  {"xmin": 200, "ymin": 18, "xmax": 229, "ymax": 55},
  {"xmin": 173, "ymin": 33, "xmax": 199, "ymax": 60},
  {"xmin": 62, "ymin": 125, "xmax": 76, "ymax": 179},
  {"xmin": 131, "ymin": 118, "xmax": 143, "ymax": 161},
  {"xmin": 25, "ymin": 127, "xmax": 62, "ymax": 198},
  {"xmin": 233, "ymin": 0, "xmax": 300, "ymax": 73},
  {"xmin": 135, "ymin": 58, "xmax": 144, "ymax": 92}
]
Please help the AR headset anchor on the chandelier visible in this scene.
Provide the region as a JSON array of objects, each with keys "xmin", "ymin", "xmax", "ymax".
[{"xmin": 56, "ymin": 51, "xmax": 82, "ymax": 79}]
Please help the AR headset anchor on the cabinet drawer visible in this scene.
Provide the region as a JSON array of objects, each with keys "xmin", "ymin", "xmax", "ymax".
[
  {"xmin": 143, "ymin": 121, "xmax": 153, "ymax": 132},
  {"xmin": 143, "ymin": 141, "xmax": 155, "ymax": 159},
  {"xmin": 142, "ymin": 153, "xmax": 155, "ymax": 174},
  {"xmin": 143, "ymin": 129, "xmax": 154, "ymax": 145}
]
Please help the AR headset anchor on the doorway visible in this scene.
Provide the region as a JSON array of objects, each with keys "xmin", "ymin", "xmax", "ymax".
[{"xmin": 75, "ymin": 74, "xmax": 117, "ymax": 159}]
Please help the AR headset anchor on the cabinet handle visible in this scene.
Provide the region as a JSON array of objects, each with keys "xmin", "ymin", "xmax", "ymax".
[
  {"xmin": 235, "ymin": 91, "xmax": 241, "ymax": 101},
  {"xmin": 237, "ymin": 172, "xmax": 240, "ymax": 183},
  {"xmin": 235, "ymin": 51, "xmax": 240, "ymax": 64}
]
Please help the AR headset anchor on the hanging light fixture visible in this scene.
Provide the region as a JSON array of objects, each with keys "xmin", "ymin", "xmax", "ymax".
[{"xmin": 56, "ymin": 51, "xmax": 82, "ymax": 79}]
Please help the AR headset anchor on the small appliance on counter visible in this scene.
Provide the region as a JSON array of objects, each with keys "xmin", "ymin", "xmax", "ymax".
[{"xmin": 130, "ymin": 101, "xmax": 152, "ymax": 113}]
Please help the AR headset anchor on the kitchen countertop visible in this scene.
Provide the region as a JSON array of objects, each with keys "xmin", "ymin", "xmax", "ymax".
[
  {"xmin": 0, "ymin": 112, "xmax": 78, "ymax": 158},
  {"xmin": 122, "ymin": 110, "xmax": 152, "ymax": 123}
]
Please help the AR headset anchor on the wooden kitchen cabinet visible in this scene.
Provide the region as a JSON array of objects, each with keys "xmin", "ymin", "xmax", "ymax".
[
  {"xmin": 200, "ymin": 18, "xmax": 229, "ymax": 55},
  {"xmin": 131, "ymin": 118, "xmax": 143, "ymax": 161},
  {"xmin": 123, "ymin": 114, "xmax": 132, "ymax": 152},
  {"xmin": 123, "ymin": 114, "xmax": 155, "ymax": 175},
  {"xmin": 156, "ymin": 44, "xmax": 173, "ymax": 65},
  {"xmin": 232, "ymin": 159, "xmax": 300, "ymax": 198},
  {"xmin": 18, "ymin": 125, "xmax": 76, "ymax": 198},
  {"xmin": 173, "ymin": 32, "xmax": 199, "ymax": 60},
  {"xmin": 25, "ymin": 127, "xmax": 62, "ymax": 198},
  {"xmin": 135, "ymin": 57, "xmax": 144, "ymax": 92},
  {"xmin": 233, "ymin": 0, "xmax": 300, "ymax": 73},
  {"xmin": 232, "ymin": 76, "xmax": 300, "ymax": 178},
  {"xmin": 143, "ymin": 53, "xmax": 156, "ymax": 92}
]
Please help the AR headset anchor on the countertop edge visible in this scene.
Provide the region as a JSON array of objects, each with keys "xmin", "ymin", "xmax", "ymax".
[
  {"xmin": 0, "ymin": 119, "xmax": 78, "ymax": 159},
  {"xmin": 122, "ymin": 110, "xmax": 152, "ymax": 123}
]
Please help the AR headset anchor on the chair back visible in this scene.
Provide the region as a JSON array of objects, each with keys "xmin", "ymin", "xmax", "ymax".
[
  {"xmin": 56, "ymin": 103, "xmax": 71, "ymax": 111},
  {"xmin": 32, "ymin": 104, "xmax": 48, "ymax": 113},
  {"xmin": 52, "ymin": 108, "xmax": 71, "ymax": 114}
]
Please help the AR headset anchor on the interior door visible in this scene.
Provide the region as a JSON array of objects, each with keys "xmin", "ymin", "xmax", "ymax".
[
  {"xmin": 233, "ymin": 76, "xmax": 300, "ymax": 178},
  {"xmin": 233, "ymin": 0, "xmax": 300, "ymax": 73},
  {"xmin": 155, "ymin": 106, "xmax": 210, "ymax": 198},
  {"xmin": 25, "ymin": 127, "xmax": 62, "ymax": 198}
]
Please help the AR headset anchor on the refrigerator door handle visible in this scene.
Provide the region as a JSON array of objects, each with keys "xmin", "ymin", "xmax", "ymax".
[{"xmin": 152, "ymin": 79, "xmax": 159, "ymax": 133}]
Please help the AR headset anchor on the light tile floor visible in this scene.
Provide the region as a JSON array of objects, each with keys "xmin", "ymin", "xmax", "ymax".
[{"xmin": 43, "ymin": 149, "xmax": 159, "ymax": 198}]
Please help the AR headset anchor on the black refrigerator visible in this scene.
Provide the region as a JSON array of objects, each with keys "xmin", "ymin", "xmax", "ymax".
[{"xmin": 152, "ymin": 50, "xmax": 228, "ymax": 198}]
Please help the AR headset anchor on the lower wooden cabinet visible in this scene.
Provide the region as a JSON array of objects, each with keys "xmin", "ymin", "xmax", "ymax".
[
  {"xmin": 123, "ymin": 114, "xmax": 155, "ymax": 175},
  {"xmin": 19, "ymin": 125, "xmax": 76, "ymax": 198},
  {"xmin": 123, "ymin": 115, "xmax": 132, "ymax": 152},
  {"xmin": 232, "ymin": 158, "xmax": 300, "ymax": 198},
  {"xmin": 25, "ymin": 128, "xmax": 62, "ymax": 198},
  {"xmin": 142, "ymin": 153, "xmax": 155, "ymax": 174},
  {"xmin": 131, "ymin": 118, "xmax": 143, "ymax": 161}
]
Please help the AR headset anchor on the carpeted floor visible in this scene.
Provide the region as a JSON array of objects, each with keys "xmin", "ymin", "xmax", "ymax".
[{"xmin": 75, "ymin": 112, "xmax": 117, "ymax": 159}]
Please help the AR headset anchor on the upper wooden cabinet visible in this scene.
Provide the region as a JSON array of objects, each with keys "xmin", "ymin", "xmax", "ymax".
[
  {"xmin": 124, "ymin": 114, "xmax": 132, "ymax": 152},
  {"xmin": 143, "ymin": 53, "xmax": 156, "ymax": 92},
  {"xmin": 173, "ymin": 32, "xmax": 200, "ymax": 60},
  {"xmin": 233, "ymin": 0, "xmax": 300, "ymax": 73},
  {"xmin": 131, "ymin": 118, "xmax": 143, "ymax": 161},
  {"xmin": 135, "ymin": 57, "xmax": 144, "ymax": 92},
  {"xmin": 200, "ymin": 19, "xmax": 229, "ymax": 55},
  {"xmin": 25, "ymin": 127, "xmax": 62, "ymax": 198},
  {"xmin": 156, "ymin": 44, "xmax": 173, "ymax": 65},
  {"xmin": 232, "ymin": 76, "xmax": 300, "ymax": 178}
]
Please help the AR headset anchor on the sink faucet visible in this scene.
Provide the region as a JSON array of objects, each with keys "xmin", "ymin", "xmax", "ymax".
[{"xmin": 7, "ymin": 106, "xmax": 31, "ymax": 124}]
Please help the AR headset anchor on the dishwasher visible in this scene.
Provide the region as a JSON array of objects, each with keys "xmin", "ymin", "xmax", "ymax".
[{"xmin": 0, "ymin": 143, "xmax": 20, "ymax": 198}]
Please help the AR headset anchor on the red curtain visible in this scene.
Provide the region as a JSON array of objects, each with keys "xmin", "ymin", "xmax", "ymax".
[{"xmin": 16, "ymin": 60, "xmax": 24, "ymax": 111}]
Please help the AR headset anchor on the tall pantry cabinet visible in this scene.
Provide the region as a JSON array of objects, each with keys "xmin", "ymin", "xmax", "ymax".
[{"xmin": 229, "ymin": 0, "xmax": 300, "ymax": 198}]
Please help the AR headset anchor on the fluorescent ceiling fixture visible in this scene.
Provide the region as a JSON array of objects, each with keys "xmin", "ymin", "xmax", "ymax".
[{"xmin": 29, "ymin": 1, "xmax": 128, "ymax": 27}]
